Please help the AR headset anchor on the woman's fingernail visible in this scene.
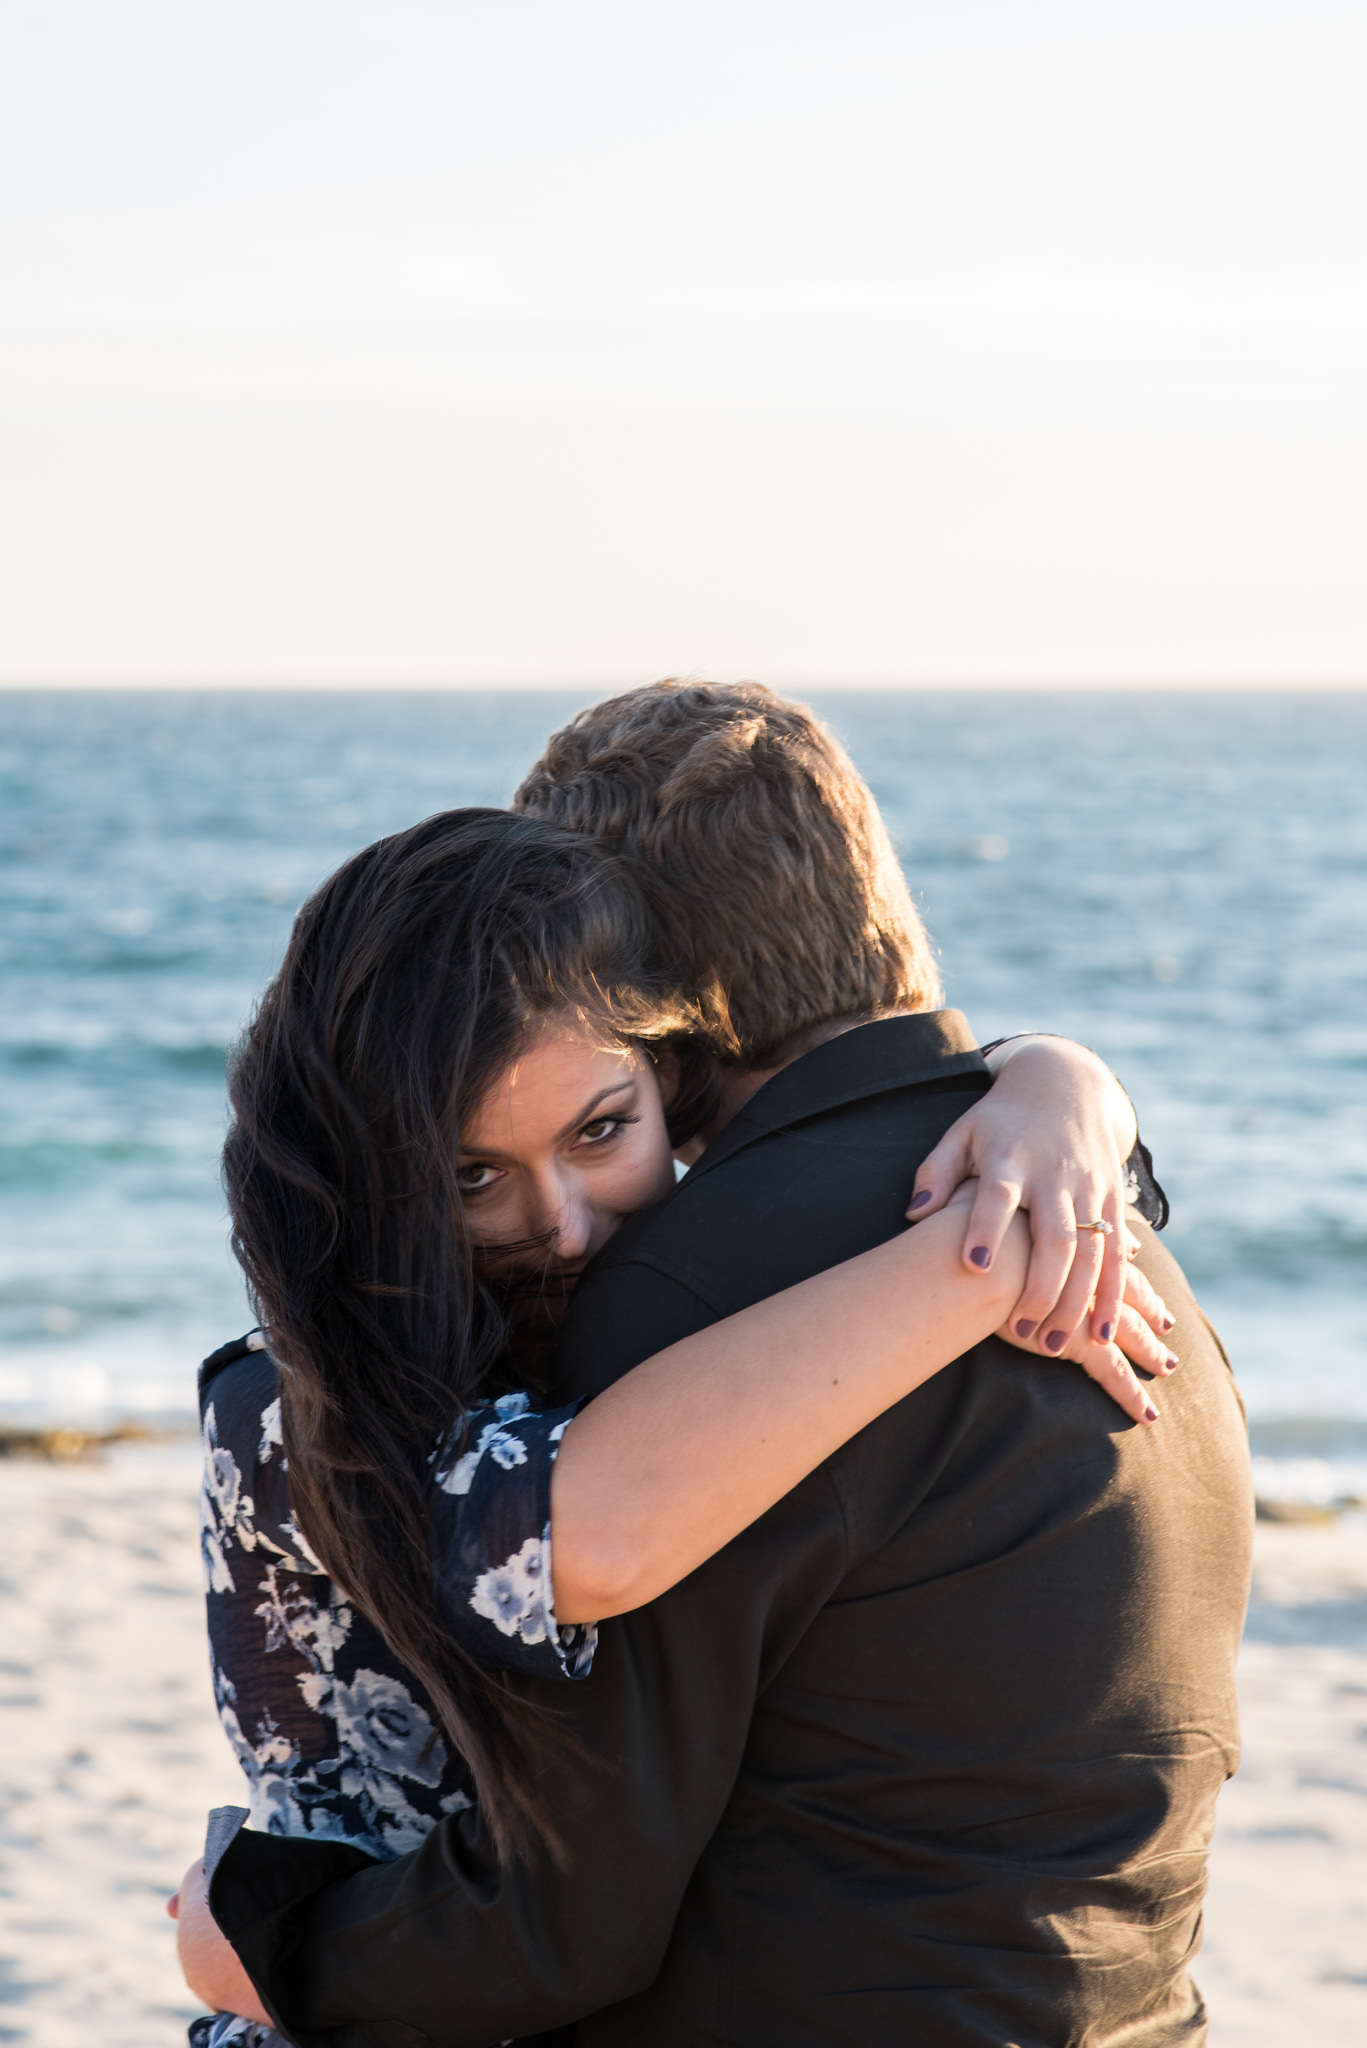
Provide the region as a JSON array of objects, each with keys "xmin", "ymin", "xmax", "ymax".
[
  {"xmin": 909, "ymin": 1189, "xmax": 933, "ymax": 1211},
  {"xmin": 1098, "ymin": 1321, "xmax": 1115, "ymax": 1343},
  {"xmin": 968, "ymin": 1245, "xmax": 991, "ymax": 1269},
  {"xmin": 1165, "ymin": 1351, "xmax": 1180, "ymax": 1369},
  {"xmin": 1144, "ymin": 1402, "xmax": 1160, "ymax": 1422},
  {"xmin": 1044, "ymin": 1329, "xmax": 1067, "ymax": 1353},
  {"xmin": 1161, "ymin": 1315, "xmax": 1176, "ymax": 1333},
  {"xmin": 1015, "ymin": 1318, "xmax": 1037, "ymax": 1339}
]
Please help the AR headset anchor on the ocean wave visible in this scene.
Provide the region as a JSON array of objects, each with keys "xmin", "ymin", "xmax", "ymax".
[
  {"xmin": 3, "ymin": 688, "xmax": 1364, "ymax": 1425},
  {"xmin": 0, "ymin": 1340, "xmax": 203, "ymax": 1425},
  {"xmin": 1168, "ymin": 1216, "xmax": 1367, "ymax": 1288},
  {"xmin": 0, "ymin": 1137, "xmax": 191, "ymax": 1187}
]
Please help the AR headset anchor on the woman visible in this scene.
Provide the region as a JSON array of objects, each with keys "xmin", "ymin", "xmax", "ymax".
[{"xmin": 185, "ymin": 807, "xmax": 1173, "ymax": 2040}]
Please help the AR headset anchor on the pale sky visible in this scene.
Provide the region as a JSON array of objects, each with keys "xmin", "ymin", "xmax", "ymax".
[{"xmin": 2, "ymin": 0, "xmax": 1365, "ymax": 686}]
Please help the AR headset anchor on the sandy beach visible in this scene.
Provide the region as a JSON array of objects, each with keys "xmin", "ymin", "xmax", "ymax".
[
  {"xmin": 1198, "ymin": 1516, "xmax": 1367, "ymax": 2044},
  {"xmin": 0, "ymin": 1445, "xmax": 242, "ymax": 2047},
  {"xmin": 0, "ymin": 1447, "xmax": 1363, "ymax": 2047}
]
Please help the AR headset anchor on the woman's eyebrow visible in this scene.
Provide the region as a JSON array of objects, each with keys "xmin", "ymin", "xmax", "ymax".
[
  {"xmin": 458, "ymin": 1077, "xmax": 639, "ymax": 1163},
  {"xmin": 553, "ymin": 1077, "xmax": 638, "ymax": 1144}
]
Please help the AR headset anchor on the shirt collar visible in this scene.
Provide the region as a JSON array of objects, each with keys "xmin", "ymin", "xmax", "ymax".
[{"xmin": 685, "ymin": 1010, "xmax": 986, "ymax": 1186}]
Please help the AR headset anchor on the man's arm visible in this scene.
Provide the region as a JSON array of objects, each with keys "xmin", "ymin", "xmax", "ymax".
[{"xmin": 207, "ymin": 1266, "xmax": 851, "ymax": 2048}]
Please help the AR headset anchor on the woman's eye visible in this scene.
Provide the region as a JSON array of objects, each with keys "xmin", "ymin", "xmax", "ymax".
[
  {"xmin": 578, "ymin": 1118, "xmax": 620, "ymax": 1145},
  {"xmin": 457, "ymin": 1163, "xmax": 503, "ymax": 1193}
]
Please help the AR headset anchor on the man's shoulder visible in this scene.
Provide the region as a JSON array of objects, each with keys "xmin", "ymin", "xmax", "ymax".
[
  {"xmin": 701, "ymin": 1009, "xmax": 987, "ymax": 1159},
  {"xmin": 600, "ymin": 1015, "xmax": 989, "ymax": 1288},
  {"xmin": 554, "ymin": 1015, "xmax": 992, "ymax": 1400}
]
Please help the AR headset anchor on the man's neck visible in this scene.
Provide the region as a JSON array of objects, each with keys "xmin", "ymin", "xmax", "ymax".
[{"xmin": 680, "ymin": 1008, "xmax": 925, "ymax": 1161}]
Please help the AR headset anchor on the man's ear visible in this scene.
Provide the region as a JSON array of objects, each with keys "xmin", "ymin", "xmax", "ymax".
[
  {"xmin": 656, "ymin": 1033, "xmax": 725, "ymax": 1152},
  {"xmin": 651, "ymin": 1047, "xmax": 706, "ymax": 1164},
  {"xmin": 651, "ymin": 1045, "xmax": 682, "ymax": 1112}
]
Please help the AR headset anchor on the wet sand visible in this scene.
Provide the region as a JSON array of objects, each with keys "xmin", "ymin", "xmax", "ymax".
[{"xmin": 0, "ymin": 1448, "xmax": 1363, "ymax": 2045}]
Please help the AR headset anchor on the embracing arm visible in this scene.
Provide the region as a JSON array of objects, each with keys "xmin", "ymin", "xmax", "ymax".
[
  {"xmin": 466, "ymin": 1031, "xmax": 1168, "ymax": 1631},
  {"xmin": 550, "ymin": 1190, "xmax": 1173, "ymax": 1623},
  {"xmin": 551, "ymin": 1029, "xmax": 1175, "ymax": 1626}
]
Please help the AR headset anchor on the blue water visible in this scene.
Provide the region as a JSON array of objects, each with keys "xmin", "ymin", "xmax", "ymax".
[{"xmin": 2, "ymin": 690, "xmax": 1364, "ymax": 1484}]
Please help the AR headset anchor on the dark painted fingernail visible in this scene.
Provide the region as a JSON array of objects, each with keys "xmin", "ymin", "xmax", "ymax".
[
  {"xmin": 1044, "ymin": 1329, "xmax": 1067, "ymax": 1353},
  {"xmin": 1144, "ymin": 1402, "xmax": 1160, "ymax": 1422},
  {"xmin": 969, "ymin": 1245, "xmax": 991, "ymax": 1269},
  {"xmin": 909, "ymin": 1189, "xmax": 933, "ymax": 1211},
  {"xmin": 1161, "ymin": 1315, "xmax": 1175, "ymax": 1333},
  {"xmin": 1015, "ymin": 1318, "xmax": 1037, "ymax": 1339},
  {"xmin": 1165, "ymin": 1351, "xmax": 1180, "ymax": 1369},
  {"xmin": 1098, "ymin": 1321, "xmax": 1115, "ymax": 1343}
]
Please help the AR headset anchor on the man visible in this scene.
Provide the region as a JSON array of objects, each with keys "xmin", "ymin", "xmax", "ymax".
[{"xmin": 200, "ymin": 682, "xmax": 1252, "ymax": 2045}]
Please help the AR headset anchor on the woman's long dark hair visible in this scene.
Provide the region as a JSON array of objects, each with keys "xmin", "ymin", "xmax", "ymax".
[{"xmin": 223, "ymin": 808, "xmax": 717, "ymax": 1860}]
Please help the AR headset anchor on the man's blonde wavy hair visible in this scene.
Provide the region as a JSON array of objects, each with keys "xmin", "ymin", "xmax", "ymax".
[{"xmin": 513, "ymin": 680, "xmax": 941, "ymax": 1071}]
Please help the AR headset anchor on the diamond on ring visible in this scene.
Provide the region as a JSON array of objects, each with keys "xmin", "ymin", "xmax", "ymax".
[{"xmin": 1075, "ymin": 1220, "xmax": 1114, "ymax": 1235}]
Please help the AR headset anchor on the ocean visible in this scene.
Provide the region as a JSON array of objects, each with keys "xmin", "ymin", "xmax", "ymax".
[{"xmin": 2, "ymin": 689, "xmax": 1364, "ymax": 1500}]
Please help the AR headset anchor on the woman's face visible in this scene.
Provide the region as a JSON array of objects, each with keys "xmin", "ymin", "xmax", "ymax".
[{"xmin": 457, "ymin": 1017, "xmax": 678, "ymax": 1296}]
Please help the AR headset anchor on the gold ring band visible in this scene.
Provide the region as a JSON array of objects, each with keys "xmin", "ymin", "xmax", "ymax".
[{"xmin": 1075, "ymin": 1220, "xmax": 1114, "ymax": 1235}]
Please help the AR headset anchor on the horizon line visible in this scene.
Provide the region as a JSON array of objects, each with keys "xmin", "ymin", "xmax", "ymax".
[{"xmin": 3, "ymin": 675, "xmax": 1364, "ymax": 695}]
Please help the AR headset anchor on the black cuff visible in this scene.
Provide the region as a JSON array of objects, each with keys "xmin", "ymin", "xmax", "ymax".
[{"xmin": 207, "ymin": 1818, "xmax": 379, "ymax": 2046}]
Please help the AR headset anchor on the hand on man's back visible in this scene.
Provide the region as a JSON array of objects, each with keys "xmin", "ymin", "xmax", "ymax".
[
  {"xmin": 908, "ymin": 1035, "xmax": 1139, "ymax": 1340},
  {"xmin": 169, "ymin": 1859, "xmax": 271, "ymax": 2027}
]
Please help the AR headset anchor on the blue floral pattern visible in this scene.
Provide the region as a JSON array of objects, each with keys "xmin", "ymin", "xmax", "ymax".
[{"xmin": 198, "ymin": 1344, "xmax": 595, "ymax": 1868}]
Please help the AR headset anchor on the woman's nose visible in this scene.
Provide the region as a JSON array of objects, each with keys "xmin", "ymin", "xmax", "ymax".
[{"xmin": 538, "ymin": 1173, "xmax": 594, "ymax": 1263}]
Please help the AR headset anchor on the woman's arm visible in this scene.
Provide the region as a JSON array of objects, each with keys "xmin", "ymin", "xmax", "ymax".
[{"xmin": 550, "ymin": 1188, "xmax": 1176, "ymax": 1623}]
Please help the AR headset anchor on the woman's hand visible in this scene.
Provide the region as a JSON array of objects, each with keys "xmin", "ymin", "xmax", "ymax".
[
  {"xmin": 907, "ymin": 1036, "xmax": 1138, "ymax": 1348},
  {"xmin": 997, "ymin": 1263, "xmax": 1181, "ymax": 1421},
  {"xmin": 167, "ymin": 1859, "xmax": 272, "ymax": 2026}
]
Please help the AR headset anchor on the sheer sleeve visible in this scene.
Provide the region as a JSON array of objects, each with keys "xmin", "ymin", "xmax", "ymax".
[
  {"xmin": 430, "ymin": 1390, "xmax": 597, "ymax": 1680},
  {"xmin": 196, "ymin": 1340, "xmax": 597, "ymax": 1872},
  {"xmin": 199, "ymin": 1340, "xmax": 597, "ymax": 1688}
]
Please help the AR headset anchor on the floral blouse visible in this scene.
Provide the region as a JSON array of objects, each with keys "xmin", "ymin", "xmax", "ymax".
[
  {"xmin": 199, "ymin": 1334, "xmax": 593, "ymax": 1847},
  {"xmin": 193, "ymin": 1336, "xmax": 594, "ymax": 2046}
]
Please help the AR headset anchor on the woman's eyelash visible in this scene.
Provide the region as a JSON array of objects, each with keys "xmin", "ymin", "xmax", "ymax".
[
  {"xmin": 458, "ymin": 1164, "xmax": 502, "ymax": 1191},
  {"xmin": 579, "ymin": 1113, "xmax": 640, "ymax": 1142}
]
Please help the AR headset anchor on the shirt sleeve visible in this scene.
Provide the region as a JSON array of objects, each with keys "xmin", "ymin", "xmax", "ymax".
[
  {"xmin": 201, "ymin": 1346, "xmax": 595, "ymax": 1686},
  {"xmin": 429, "ymin": 1391, "xmax": 597, "ymax": 1682}
]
